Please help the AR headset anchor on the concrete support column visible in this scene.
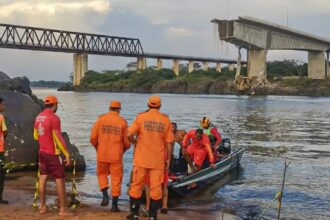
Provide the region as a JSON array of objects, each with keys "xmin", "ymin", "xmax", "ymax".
[
  {"xmin": 188, "ymin": 61, "xmax": 194, "ymax": 73},
  {"xmin": 203, "ymin": 62, "xmax": 209, "ymax": 71},
  {"xmin": 247, "ymin": 49, "xmax": 267, "ymax": 81},
  {"xmin": 216, "ymin": 63, "xmax": 222, "ymax": 73},
  {"xmin": 156, "ymin": 58, "xmax": 163, "ymax": 70},
  {"xmin": 228, "ymin": 64, "xmax": 235, "ymax": 71},
  {"xmin": 308, "ymin": 51, "xmax": 325, "ymax": 79},
  {"xmin": 73, "ymin": 53, "xmax": 88, "ymax": 86},
  {"xmin": 173, "ymin": 59, "xmax": 180, "ymax": 76},
  {"xmin": 137, "ymin": 57, "xmax": 147, "ymax": 70}
]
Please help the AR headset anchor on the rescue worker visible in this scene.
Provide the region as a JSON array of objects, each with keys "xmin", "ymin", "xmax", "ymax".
[
  {"xmin": 33, "ymin": 96, "xmax": 73, "ymax": 216},
  {"xmin": 90, "ymin": 101, "xmax": 130, "ymax": 212},
  {"xmin": 0, "ymin": 97, "xmax": 8, "ymax": 205},
  {"xmin": 200, "ymin": 117, "xmax": 222, "ymax": 150},
  {"xmin": 143, "ymin": 148, "xmax": 169, "ymax": 217},
  {"xmin": 127, "ymin": 95, "xmax": 174, "ymax": 220},
  {"xmin": 182, "ymin": 129, "xmax": 216, "ymax": 172}
]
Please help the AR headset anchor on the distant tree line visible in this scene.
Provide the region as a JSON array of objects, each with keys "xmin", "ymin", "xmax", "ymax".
[
  {"xmin": 31, "ymin": 80, "xmax": 67, "ymax": 88},
  {"xmin": 267, "ymin": 59, "xmax": 307, "ymax": 78}
]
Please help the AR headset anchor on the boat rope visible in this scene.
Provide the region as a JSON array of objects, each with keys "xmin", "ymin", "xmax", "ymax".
[
  {"xmin": 33, "ymin": 167, "xmax": 40, "ymax": 208},
  {"xmin": 255, "ymin": 160, "xmax": 290, "ymax": 220},
  {"xmin": 255, "ymin": 191, "xmax": 281, "ymax": 220},
  {"xmin": 4, "ymin": 162, "xmax": 37, "ymax": 173},
  {"xmin": 70, "ymin": 158, "xmax": 80, "ymax": 209},
  {"xmin": 31, "ymin": 158, "xmax": 80, "ymax": 209}
]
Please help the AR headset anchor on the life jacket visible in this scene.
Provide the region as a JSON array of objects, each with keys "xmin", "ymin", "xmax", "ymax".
[{"xmin": 203, "ymin": 124, "xmax": 217, "ymax": 146}]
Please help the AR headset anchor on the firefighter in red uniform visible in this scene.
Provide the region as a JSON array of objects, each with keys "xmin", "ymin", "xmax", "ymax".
[
  {"xmin": 33, "ymin": 96, "xmax": 73, "ymax": 216},
  {"xmin": 0, "ymin": 97, "xmax": 8, "ymax": 204}
]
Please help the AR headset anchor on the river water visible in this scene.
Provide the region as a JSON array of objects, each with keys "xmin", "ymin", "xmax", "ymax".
[{"xmin": 32, "ymin": 88, "xmax": 330, "ymax": 220}]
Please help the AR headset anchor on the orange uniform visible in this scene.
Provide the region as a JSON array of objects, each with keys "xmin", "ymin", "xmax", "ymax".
[
  {"xmin": 0, "ymin": 114, "xmax": 7, "ymax": 153},
  {"xmin": 128, "ymin": 109, "xmax": 174, "ymax": 200},
  {"xmin": 90, "ymin": 111, "xmax": 130, "ymax": 196},
  {"xmin": 182, "ymin": 130, "xmax": 215, "ymax": 166}
]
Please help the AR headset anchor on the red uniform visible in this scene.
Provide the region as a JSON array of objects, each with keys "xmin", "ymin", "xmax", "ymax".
[
  {"xmin": 0, "ymin": 114, "xmax": 7, "ymax": 153},
  {"xmin": 182, "ymin": 130, "xmax": 214, "ymax": 166},
  {"xmin": 34, "ymin": 108, "xmax": 69, "ymax": 179}
]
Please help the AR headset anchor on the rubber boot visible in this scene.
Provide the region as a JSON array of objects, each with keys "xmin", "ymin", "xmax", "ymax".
[
  {"xmin": 111, "ymin": 196, "xmax": 120, "ymax": 212},
  {"xmin": 100, "ymin": 188, "xmax": 109, "ymax": 206},
  {"xmin": 0, "ymin": 154, "xmax": 8, "ymax": 205},
  {"xmin": 127, "ymin": 196, "xmax": 140, "ymax": 220},
  {"xmin": 149, "ymin": 199, "xmax": 161, "ymax": 220}
]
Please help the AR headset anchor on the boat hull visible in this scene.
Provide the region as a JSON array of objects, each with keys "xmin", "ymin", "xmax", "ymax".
[{"xmin": 168, "ymin": 148, "xmax": 245, "ymax": 197}]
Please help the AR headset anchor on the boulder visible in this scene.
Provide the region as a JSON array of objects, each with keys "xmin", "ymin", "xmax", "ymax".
[
  {"xmin": 0, "ymin": 72, "xmax": 86, "ymax": 171},
  {"xmin": 0, "ymin": 71, "xmax": 10, "ymax": 80}
]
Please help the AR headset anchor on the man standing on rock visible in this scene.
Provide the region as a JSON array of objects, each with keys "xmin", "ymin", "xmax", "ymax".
[
  {"xmin": 0, "ymin": 97, "xmax": 8, "ymax": 205},
  {"xmin": 33, "ymin": 96, "xmax": 73, "ymax": 216},
  {"xmin": 127, "ymin": 95, "xmax": 174, "ymax": 220},
  {"xmin": 90, "ymin": 101, "xmax": 130, "ymax": 212}
]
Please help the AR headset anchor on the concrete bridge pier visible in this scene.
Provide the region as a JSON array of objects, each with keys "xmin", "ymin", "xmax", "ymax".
[
  {"xmin": 188, "ymin": 61, "xmax": 194, "ymax": 73},
  {"xmin": 156, "ymin": 58, "xmax": 163, "ymax": 70},
  {"xmin": 203, "ymin": 62, "xmax": 209, "ymax": 71},
  {"xmin": 173, "ymin": 59, "xmax": 180, "ymax": 76},
  {"xmin": 73, "ymin": 53, "xmax": 88, "ymax": 86},
  {"xmin": 247, "ymin": 49, "xmax": 267, "ymax": 81},
  {"xmin": 137, "ymin": 57, "xmax": 147, "ymax": 70},
  {"xmin": 216, "ymin": 63, "xmax": 222, "ymax": 73},
  {"xmin": 228, "ymin": 64, "xmax": 235, "ymax": 71},
  {"xmin": 308, "ymin": 51, "xmax": 326, "ymax": 79}
]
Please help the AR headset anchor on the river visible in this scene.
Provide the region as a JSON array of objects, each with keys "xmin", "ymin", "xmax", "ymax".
[{"xmin": 32, "ymin": 88, "xmax": 330, "ymax": 220}]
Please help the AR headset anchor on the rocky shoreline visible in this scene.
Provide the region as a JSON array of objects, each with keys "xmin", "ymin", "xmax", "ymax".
[
  {"xmin": 0, "ymin": 71, "xmax": 86, "ymax": 172},
  {"xmin": 70, "ymin": 78, "xmax": 330, "ymax": 97}
]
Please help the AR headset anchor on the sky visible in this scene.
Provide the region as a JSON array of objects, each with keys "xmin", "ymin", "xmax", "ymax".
[{"xmin": 0, "ymin": 0, "xmax": 330, "ymax": 81}]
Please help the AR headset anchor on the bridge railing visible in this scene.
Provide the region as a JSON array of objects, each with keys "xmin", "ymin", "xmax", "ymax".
[{"xmin": 0, "ymin": 23, "xmax": 144, "ymax": 57}]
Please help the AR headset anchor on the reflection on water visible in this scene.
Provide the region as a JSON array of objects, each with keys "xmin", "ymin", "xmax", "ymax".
[{"xmin": 32, "ymin": 89, "xmax": 330, "ymax": 219}]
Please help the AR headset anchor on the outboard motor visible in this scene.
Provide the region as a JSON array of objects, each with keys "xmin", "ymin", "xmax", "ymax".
[{"xmin": 218, "ymin": 138, "xmax": 231, "ymax": 154}]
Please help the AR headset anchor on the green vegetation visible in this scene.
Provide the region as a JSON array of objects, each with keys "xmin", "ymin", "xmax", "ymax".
[
  {"xmin": 75, "ymin": 60, "xmax": 330, "ymax": 95},
  {"xmin": 267, "ymin": 59, "xmax": 307, "ymax": 80},
  {"xmin": 31, "ymin": 80, "xmax": 68, "ymax": 88},
  {"xmin": 79, "ymin": 66, "xmax": 238, "ymax": 91}
]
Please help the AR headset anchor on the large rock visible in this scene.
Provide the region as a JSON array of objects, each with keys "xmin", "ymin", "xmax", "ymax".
[{"xmin": 0, "ymin": 71, "xmax": 86, "ymax": 171}]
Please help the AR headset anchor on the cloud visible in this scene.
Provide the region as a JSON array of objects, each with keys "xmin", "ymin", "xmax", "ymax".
[
  {"xmin": 0, "ymin": 1, "xmax": 110, "ymax": 17},
  {"xmin": 0, "ymin": 0, "xmax": 329, "ymax": 80},
  {"xmin": 165, "ymin": 27, "xmax": 196, "ymax": 39}
]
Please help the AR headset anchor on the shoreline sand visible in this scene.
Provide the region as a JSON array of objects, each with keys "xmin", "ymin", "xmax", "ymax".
[{"xmin": 0, "ymin": 174, "xmax": 239, "ymax": 220}]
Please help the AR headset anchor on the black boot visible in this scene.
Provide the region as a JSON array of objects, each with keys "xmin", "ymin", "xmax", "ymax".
[
  {"xmin": 100, "ymin": 188, "xmax": 109, "ymax": 206},
  {"xmin": 111, "ymin": 196, "xmax": 120, "ymax": 212},
  {"xmin": 149, "ymin": 199, "xmax": 161, "ymax": 220},
  {"xmin": 127, "ymin": 196, "xmax": 140, "ymax": 220}
]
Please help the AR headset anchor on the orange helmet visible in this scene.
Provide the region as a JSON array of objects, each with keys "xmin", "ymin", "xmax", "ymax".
[
  {"xmin": 44, "ymin": 96, "xmax": 58, "ymax": 105},
  {"xmin": 110, "ymin": 100, "xmax": 121, "ymax": 109},
  {"xmin": 148, "ymin": 95, "xmax": 161, "ymax": 108},
  {"xmin": 200, "ymin": 117, "xmax": 210, "ymax": 128}
]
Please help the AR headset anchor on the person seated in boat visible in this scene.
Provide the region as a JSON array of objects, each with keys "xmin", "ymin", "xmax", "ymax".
[
  {"xmin": 200, "ymin": 117, "xmax": 222, "ymax": 161},
  {"xmin": 182, "ymin": 129, "xmax": 216, "ymax": 172},
  {"xmin": 172, "ymin": 122, "xmax": 187, "ymax": 150},
  {"xmin": 170, "ymin": 122, "xmax": 188, "ymax": 173}
]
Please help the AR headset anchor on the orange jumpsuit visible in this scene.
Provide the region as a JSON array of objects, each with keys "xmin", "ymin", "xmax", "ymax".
[
  {"xmin": 90, "ymin": 111, "xmax": 130, "ymax": 197},
  {"xmin": 128, "ymin": 109, "xmax": 174, "ymax": 200},
  {"xmin": 182, "ymin": 130, "xmax": 214, "ymax": 166}
]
